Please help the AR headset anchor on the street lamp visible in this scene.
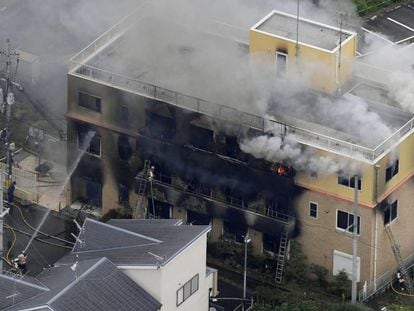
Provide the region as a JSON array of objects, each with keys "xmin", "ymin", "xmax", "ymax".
[{"xmin": 243, "ymin": 234, "xmax": 251, "ymax": 302}]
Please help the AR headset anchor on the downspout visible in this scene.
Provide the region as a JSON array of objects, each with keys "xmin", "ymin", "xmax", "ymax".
[{"xmin": 373, "ymin": 164, "xmax": 381, "ymax": 292}]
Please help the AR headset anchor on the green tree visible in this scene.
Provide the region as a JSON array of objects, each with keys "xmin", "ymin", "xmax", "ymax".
[
  {"xmin": 331, "ymin": 270, "xmax": 352, "ymax": 298},
  {"xmin": 284, "ymin": 241, "xmax": 308, "ymax": 284},
  {"xmin": 310, "ymin": 263, "xmax": 328, "ymax": 287}
]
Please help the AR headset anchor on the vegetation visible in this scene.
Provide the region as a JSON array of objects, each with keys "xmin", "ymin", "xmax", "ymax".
[
  {"xmin": 353, "ymin": 0, "xmax": 404, "ymax": 16},
  {"xmin": 284, "ymin": 241, "xmax": 307, "ymax": 284},
  {"xmin": 310, "ymin": 264, "xmax": 328, "ymax": 287}
]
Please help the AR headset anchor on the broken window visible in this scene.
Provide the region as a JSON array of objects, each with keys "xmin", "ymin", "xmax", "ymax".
[
  {"xmin": 147, "ymin": 112, "xmax": 175, "ymax": 140},
  {"xmin": 223, "ymin": 220, "xmax": 247, "ymax": 243},
  {"xmin": 263, "ymin": 233, "xmax": 278, "ymax": 254},
  {"xmin": 385, "ymin": 159, "xmax": 399, "ymax": 182},
  {"xmin": 224, "ymin": 186, "xmax": 246, "ymax": 208},
  {"xmin": 384, "ymin": 200, "xmax": 398, "ymax": 226},
  {"xmin": 309, "ymin": 201, "xmax": 318, "ymax": 219},
  {"xmin": 78, "ymin": 91, "xmax": 101, "ymax": 112},
  {"xmin": 338, "ymin": 174, "xmax": 361, "ymax": 190},
  {"xmin": 276, "ymin": 51, "xmax": 288, "ymax": 79},
  {"xmin": 189, "ymin": 125, "xmax": 214, "ymax": 152},
  {"xmin": 78, "ymin": 127, "xmax": 101, "ymax": 157},
  {"xmin": 84, "ymin": 178, "xmax": 102, "ymax": 207},
  {"xmin": 148, "ymin": 157, "xmax": 172, "ymax": 184},
  {"xmin": 118, "ymin": 184, "xmax": 129, "ymax": 205},
  {"xmin": 187, "ymin": 210, "xmax": 211, "ymax": 225},
  {"xmin": 147, "ymin": 199, "xmax": 172, "ymax": 219},
  {"xmin": 117, "ymin": 134, "xmax": 132, "ymax": 161},
  {"xmin": 336, "ymin": 210, "xmax": 360, "ymax": 234}
]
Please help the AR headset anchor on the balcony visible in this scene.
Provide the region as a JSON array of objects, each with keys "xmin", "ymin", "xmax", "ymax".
[{"xmin": 135, "ymin": 172, "xmax": 295, "ymax": 237}]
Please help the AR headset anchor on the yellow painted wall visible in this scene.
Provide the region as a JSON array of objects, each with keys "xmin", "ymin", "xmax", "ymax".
[
  {"xmin": 376, "ymin": 132, "xmax": 414, "ymax": 202},
  {"xmin": 295, "ymin": 150, "xmax": 376, "ymax": 207},
  {"xmin": 249, "ymin": 29, "xmax": 356, "ymax": 94}
]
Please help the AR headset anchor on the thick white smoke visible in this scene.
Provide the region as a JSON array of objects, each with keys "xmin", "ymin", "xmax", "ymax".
[
  {"xmin": 388, "ymin": 70, "xmax": 414, "ymax": 113},
  {"xmin": 240, "ymin": 134, "xmax": 360, "ymax": 176}
]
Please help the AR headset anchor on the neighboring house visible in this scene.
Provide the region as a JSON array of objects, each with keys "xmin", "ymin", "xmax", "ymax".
[
  {"xmin": 65, "ymin": 1, "xmax": 414, "ymax": 301},
  {"xmin": 1, "ymin": 257, "xmax": 161, "ymax": 311},
  {"xmin": 55, "ymin": 218, "xmax": 217, "ymax": 311}
]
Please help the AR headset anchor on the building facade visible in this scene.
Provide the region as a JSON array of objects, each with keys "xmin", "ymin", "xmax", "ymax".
[{"xmin": 66, "ymin": 5, "xmax": 414, "ymax": 300}]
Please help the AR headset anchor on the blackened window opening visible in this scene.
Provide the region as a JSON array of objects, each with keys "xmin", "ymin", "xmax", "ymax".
[
  {"xmin": 338, "ymin": 174, "xmax": 361, "ymax": 190},
  {"xmin": 187, "ymin": 210, "xmax": 211, "ymax": 225},
  {"xmin": 121, "ymin": 105, "xmax": 129, "ymax": 125},
  {"xmin": 263, "ymin": 233, "xmax": 278, "ymax": 253},
  {"xmin": 147, "ymin": 112, "xmax": 175, "ymax": 140},
  {"xmin": 189, "ymin": 125, "xmax": 214, "ymax": 152},
  {"xmin": 385, "ymin": 160, "xmax": 399, "ymax": 182},
  {"xmin": 147, "ymin": 199, "xmax": 171, "ymax": 219},
  {"xmin": 223, "ymin": 220, "xmax": 247, "ymax": 243}
]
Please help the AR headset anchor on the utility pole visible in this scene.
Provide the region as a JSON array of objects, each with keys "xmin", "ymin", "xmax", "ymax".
[
  {"xmin": 0, "ymin": 39, "xmax": 21, "ymax": 187},
  {"xmin": 0, "ymin": 173, "xmax": 10, "ymax": 272},
  {"xmin": 295, "ymin": 0, "xmax": 300, "ymax": 58},
  {"xmin": 351, "ymin": 175, "xmax": 359, "ymax": 303}
]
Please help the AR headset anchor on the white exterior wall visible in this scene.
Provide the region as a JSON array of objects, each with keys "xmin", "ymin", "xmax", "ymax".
[
  {"xmin": 161, "ymin": 236, "xmax": 209, "ymax": 311},
  {"xmin": 122, "ymin": 268, "xmax": 162, "ymax": 302},
  {"xmin": 120, "ymin": 233, "xmax": 211, "ymax": 311}
]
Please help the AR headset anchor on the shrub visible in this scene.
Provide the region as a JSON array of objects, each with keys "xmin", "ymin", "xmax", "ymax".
[
  {"xmin": 331, "ymin": 270, "xmax": 352, "ymax": 298},
  {"xmin": 284, "ymin": 241, "xmax": 308, "ymax": 284},
  {"xmin": 310, "ymin": 263, "xmax": 328, "ymax": 287}
]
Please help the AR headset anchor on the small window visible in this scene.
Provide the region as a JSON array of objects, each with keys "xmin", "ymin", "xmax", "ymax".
[
  {"xmin": 338, "ymin": 174, "xmax": 361, "ymax": 190},
  {"xmin": 276, "ymin": 51, "xmax": 288, "ymax": 79},
  {"xmin": 189, "ymin": 125, "xmax": 214, "ymax": 152},
  {"xmin": 78, "ymin": 130, "xmax": 101, "ymax": 157},
  {"xmin": 336, "ymin": 210, "xmax": 360, "ymax": 234},
  {"xmin": 384, "ymin": 200, "xmax": 398, "ymax": 226},
  {"xmin": 176, "ymin": 274, "xmax": 199, "ymax": 306},
  {"xmin": 309, "ymin": 202, "xmax": 318, "ymax": 219},
  {"xmin": 78, "ymin": 91, "xmax": 101, "ymax": 112},
  {"xmin": 385, "ymin": 160, "xmax": 399, "ymax": 182},
  {"xmin": 121, "ymin": 105, "xmax": 129, "ymax": 124}
]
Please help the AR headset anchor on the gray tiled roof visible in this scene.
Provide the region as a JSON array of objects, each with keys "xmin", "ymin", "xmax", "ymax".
[
  {"xmin": 0, "ymin": 273, "xmax": 48, "ymax": 310},
  {"xmin": 6, "ymin": 257, "xmax": 161, "ymax": 311},
  {"xmin": 56, "ymin": 218, "xmax": 210, "ymax": 267}
]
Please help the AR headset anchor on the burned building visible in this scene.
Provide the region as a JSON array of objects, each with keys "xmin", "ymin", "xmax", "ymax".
[{"xmin": 66, "ymin": 2, "xmax": 414, "ymax": 300}]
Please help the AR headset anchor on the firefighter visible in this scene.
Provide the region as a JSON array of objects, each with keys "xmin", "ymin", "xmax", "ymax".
[
  {"xmin": 13, "ymin": 251, "xmax": 27, "ymax": 274},
  {"xmin": 148, "ymin": 166, "xmax": 155, "ymax": 181},
  {"xmin": 397, "ymin": 270, "xmax": 405, "ymax": 291},
  {"xmin": 7, "ymin": 181, "xmax": 16, "ymax": 203}
]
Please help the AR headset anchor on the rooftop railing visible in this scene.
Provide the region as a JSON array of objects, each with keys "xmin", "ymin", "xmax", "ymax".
[{"xmin": 69, "ymin": 6, "xmax": 414, "ymax": 164}]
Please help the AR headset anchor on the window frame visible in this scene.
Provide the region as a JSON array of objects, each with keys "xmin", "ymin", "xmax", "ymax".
[
  {"xmin": 176, "ymin": 274, "xmax": 199, "ymax": 306},
  {"xmin": 336, "ymin": 209, "xmax": 361, "ymax": 235},
  {"xmin": 275, "ymin": 51, "xmax": 288, "ymax": 79},
  {"xmin": 337, "ymin": 174, "xmax": 362, "ymax": 191},
  {"xmin": 385, "ymin": 159, "xmax": 399, "ymax": 182},
  {"xmin": 78, "ymin": 91, "xmax": 102, "ymax": 113},
  {"xmin": 384, "ymin": 200, "xmax": 398, "ymax": 226},
  {"xmin": 309, "ymin": 201, "xmax": 318, "ymax": 219},
  {"xmin": 77, "ymin": 130, "xmax": 101, "ymax": 158}
]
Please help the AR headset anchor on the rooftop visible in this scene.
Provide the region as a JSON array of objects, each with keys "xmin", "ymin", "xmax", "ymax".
[
  {"xmin": 251, "ymin": 10, "xmax": 354, "ymax": 51},
  {"xmin": 69, "ymin": 4, "xmax": 414, "ymax": 163},
  {"xmin": 5, "ymin": 257, "xmax": 161, "ymax": 311},
  {"xmin": 56, "ymin": 218, "xmax": 210, "ymax": 267}
]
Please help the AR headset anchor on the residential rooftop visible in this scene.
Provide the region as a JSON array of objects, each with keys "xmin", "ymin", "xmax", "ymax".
[
  {"xmin": 55, "ymin": 218, "xmax": 210, "ymax": 267},
  {"xmin": 69, "ymin": 6, "xmax": 414, "ymax": 163},
  {"xmin": 3, "ymin": 258, "xmax": 161, "ymax": 311},
  {"xmin": 251, "ymin": 10, "xmax": 354, "ymax": 51}
]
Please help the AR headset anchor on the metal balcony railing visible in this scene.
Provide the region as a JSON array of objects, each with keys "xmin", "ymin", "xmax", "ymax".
[{"xmin": 69, "ymin": 6, "xmax": 414, "ymax": 164}]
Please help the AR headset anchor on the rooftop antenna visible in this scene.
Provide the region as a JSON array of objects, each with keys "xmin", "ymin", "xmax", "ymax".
[
  {"xmin": 147, "ymin": 251, "xmax": 165, "ymax": 269},
  {"xmin": 336, "ymin": 14, "xmax": 344, "ymax": 93},
  {"xmin": 295, "ymin": 0, "xmax": 300, "ymax": 58}
]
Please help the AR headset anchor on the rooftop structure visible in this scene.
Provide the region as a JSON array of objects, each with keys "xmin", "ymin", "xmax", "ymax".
[
  {"xmin": 252, "ymin": 10, "xmax": 354, "ymax": 51},
  {"xmin": 56, "ymin": 218, "xmax": 210, "ymax": 266},
  {"xmin": 68, "ymin": 5, "xmax": 414, "ymax": 164},
  {"xmin": 3, "ymin": 258, "xmax": 161, "ymax": 311}
]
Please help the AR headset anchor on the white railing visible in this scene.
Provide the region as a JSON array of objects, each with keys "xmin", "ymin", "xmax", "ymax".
[{"xmin": 68, "ymin": 5, "xmax": 414, "ymax": 164}]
